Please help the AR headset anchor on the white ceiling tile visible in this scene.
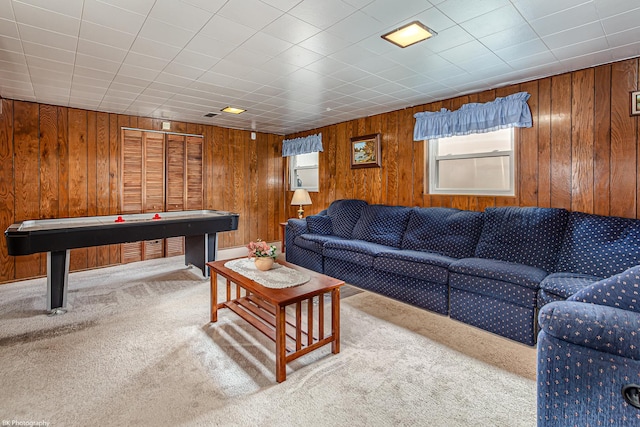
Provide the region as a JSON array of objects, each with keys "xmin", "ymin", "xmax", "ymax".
[
  {"xmin": 602, "ymin": 8, "xmax": 640, "ymax": 34},
  {"xmin": 326, "ymin": 11, "xmax": 387, "ymax": 43},
  {"xmin": 0, "ymin": 50, "xmax": 27, "ymax": 66},
  {"xmin": 543, "ymin": 22, "xmax": 606, "ymax": 50},
  {"xmin": 139, "ymin": 18, "xmax": 195, "ymax": 48},
  {"xmin": 413, "ymin": 7, "xmax": 456, "ymax": 32},
  {"xmin": 180, "ymin": 0, "xmax": 227, "ymax": 14},
  {"xmin": 495, "ymin": 39, "xmax": 550, "ymax": 62},
  {"xmin": 0, "ymin": 35, "xmax": 24, "ymax": 53},
  {"xmin": 76, "ymin": 38, "xmax": 128, "ymax": 62},
  {"xmin": 298, "ymin": 31, "xmax": 352, "ymax": 56},
  {"xmin": 529, "ymin": 3, "xmax": 601, "ymax": 37},
  {"xmin": 436, "ymin": 0, "xmax": 510, "ymax": 23},
  {"xmin": 15, "ymin": 0, "xmax": 84, "ymax": 18},
  {"xmin": 198, "ymin": 15, "xmax": 257, "ymax": 46},
  {"xmin": 123, "ymin": 52, "xmax": 170, "ymax": 72},
  {"xmin": 71, "ymin": 75, "xmax": 112, "ymax": 88},
  {"xmin": 0, "ymin": 17, "xmax": 20, "ymax": 39},
  {"xmin": 261, "ymin": 14, "xmax": 321, "ymax": 45},
  {"xmin": 96, "ymin": 0, "xmax": 156, "ymax": 15},
  {"xmin": 261, "ymin": 0, "xmax": 306, "ymax": 12},
  {"xmin": 130, "ymin": 37, "xmax": 181, "ymax": 61},
  {"xmin": 83, "ymin": 0, "xmax": 146, "ymax": 34},
  {"xmin": 276, "ymin": 45, "xmax": 324, "ymax": 68},
  {"xmin": 459, "ymin": 4, "xmax": 526, "ymax": 39},
  {"xmin": 218, "ymin": 0, "xmax": 283, "ymax": 30},
  {"xmin": 117, "ymin": 63, "xmax": 161, "ymax": 81},
  {"xmin": 12, "ymin": 2, "xmax": 80, "ymax": 36},
  {"xmin": 79, "ymin": 21, "xmax": 136, "ymax": 50},
  {"xmin": 75, "ymin": 53, "xmax": 121, "ymax": 74},
  {"xmin": 506, "ymin": 51, "xmax": 558, "ymax": 69},
  {"xmin": 513, "ymin": 0, "xmax": 592, "ymax": 21},
  {"xmin": 23, "ymin": 41, "xmax": 75, "ymax": 64},
  {"xmin": 362, "ymin": 0, "xmax": 431, "ymax": 25},
  {"xmin": 149, "ymin": 0, "xmax": 213, "ymax": 30},
  {"xmin": 552, "ymin": 37, "xmax": 610, "ymax": 60},
  {"xmin": 606, "ymin": 26, "xmax": 640, "ymax": 48},
  {"xmin": 479, "ymin": 23, "xmax": 538, "ymax": 51},
  {"xmin": 18, "ymin": 23, "xmax": 78, "ymax": 51},
  {"xmin": 241, "ymin": 32, "xmax": 294, "ymax": 58},
  {"xmin": 439, "ymin": 40, "xmax": 492, "ymax": 63},
  {"xmin": 289, "ymin": 0, "xmax": 357, "ymax": 30},
  {"xmin": 163, "ymin": 62, "xmax": 206, "ymax": 80},
  {"xmin": 421, "ymin": 25, "xmax": 473, "ymax": 53},
  {"xmin": 73, "ymin": 65, "xmax": 117, "ymax": 80},
  {"xmin": 173, "ymin": 50, "xmax": 220, "ymax": 71},
  {"xmin": 184, "ymin": 34, "xmax": 236, "ymax": 59},
  {"xmin": 209, "ymin": 60, "xmax": 256, "ymax": 79}
]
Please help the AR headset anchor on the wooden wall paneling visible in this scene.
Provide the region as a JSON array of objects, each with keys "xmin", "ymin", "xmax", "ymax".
[
  {"xmin": 232, "ymin": 129, "xmax": 245, "ymax": 246},
  {"xmin": 411, "ymin": 108, "xmax": 424, "ymax": 208},
  {"xmin": 550, "ymin": 74, "xmax": 573, "ymax": 210},
  {"xmin": 202, "ymin": 125, "xmax": 214, "ymax": 210},
  {"xmin": 68, "ymin": 109, "xmax": 88, "ymax": 271},
  {"xmin": 39, "ymin": 105, "xmax": 59, "ymax": 220},
  {"xmin": 571, "ymin": 69, "xmax": 596, "ymax": 214},
  {"xmin": 421, "ymin": 101, "xmax": 442, "ymax": 208},
  {"xmin": 86, "ymin": 111, "xmax": 98, "ymax": 268},
  {"xmin": 0, "ymin": 99, "xmax": 15, "ymax": 282},
  {"xmin": 519, "ymin": 81, "xmax": 539, "ymax": 207},
  {"xmin": 397, "ymin": 109, "xmax": 414, "ymax": 206},
  {"xmin": 266, "ymin": 134, "xmax": 277, "ymax": 241},
  {"xmin": 383, "ymin": 110, "xmax": 399, "ymax": 206},
  {"xmin": 594, "ymin": 64, "xmax": 612, "ymax": 216},
  {"xmin": 537, "ymin": 78, "xmax": 552, "ymax": 208},
  {"xmin": 57, "ymin": 107, "xmax": 69, "ymax": 218},
  {"xmin": 255, "ymin": 134, "xmax": 268, "ymax": 241},
  {"xmin": 610, "ymin": 59, "xmax": 638, "ymax": 218},
  {"xmin": 323, "ymin": 126, "xmax": 337, "ymax": 208},
  {"xmin": 351, "ymin": 119, "xmax": 366, "ymax": 200},
  {"xmin": 39, "ymin": 104, "xmax": 58, "ymax": 274},
  {"xmin": 247, "ymin": 132, "xmax": 259, "ymax": 241},
  {"xmin": 96, "ymin": 112, "xmax": 111, "ymax": 266},
  {"xmin": 334, "ymin": 122, "xmax": 351, "ymax": 200},
  {"xmin": 108, "ymin": 114, "xmax": 120, "ymax": 263},
  {"xmin": 13, "ymin": 101, "xmax": 42, "ymax": 279},
  {"xmin": 219, "ymin": 127, "xmax": 233, "ymax": 248}
]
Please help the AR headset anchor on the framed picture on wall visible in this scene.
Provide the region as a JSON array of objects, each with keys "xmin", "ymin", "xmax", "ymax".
[
  {"xmin": 631, "ymin": 91, "xmax": 640, "ymax": 116},
  {"xmin": 350, "ymin": 133, "xmax": 381, "ymax": 169}
]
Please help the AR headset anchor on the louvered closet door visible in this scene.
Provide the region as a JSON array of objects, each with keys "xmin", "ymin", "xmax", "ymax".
[
  {"xmin": 121, "ymin": 130, "xmax": 166, "ymax": 262},
  {"xmin": 121, "ymin": 130, "xmax": 144, "ymax": 263},
  {"xmin": 165, "ymin": 135, "xmax": 204, "ymax": 257},
  {"xmin": 142, "ymin": 132, "xmax": 166, "ymax": 260}
]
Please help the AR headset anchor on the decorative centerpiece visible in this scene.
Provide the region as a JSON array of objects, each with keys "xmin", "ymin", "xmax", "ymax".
[{"xmin": 247, "ymin": 239, "xmax": 277, "ymax": 271}]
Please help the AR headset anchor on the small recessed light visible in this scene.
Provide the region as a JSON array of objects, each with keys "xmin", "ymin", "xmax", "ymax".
[
  {"xmin": 204, "ymin": 112, "xmax": 218, "ymax": 117},
  {"xmin": 381, "ymin": 21, "xmax": 436, "ymax": 48},
  {"xmin": 221, "ymin": 106, "xmax": 246, "ymax": 114}
]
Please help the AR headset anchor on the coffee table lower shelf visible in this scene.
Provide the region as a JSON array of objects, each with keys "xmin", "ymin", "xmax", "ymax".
[{"xmin": 207, "ymin": 258, "xmax": 344, "ymax": 383}]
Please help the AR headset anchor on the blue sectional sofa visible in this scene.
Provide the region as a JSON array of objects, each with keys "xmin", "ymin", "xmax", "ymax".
[
  {"xmin": 287, "ymin": 198, "xmax": 640, "ymax": 426},
  {"xmin": 537, "ymin": 267, "xmax": 640, "ymax": 426},
  {"xmin": 285, "ymin": 199, "xmax": 640, "ymax": 345}
]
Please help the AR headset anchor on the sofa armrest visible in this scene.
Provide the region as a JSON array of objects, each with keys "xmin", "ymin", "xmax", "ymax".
[
  {"xmin": 539, "ymin": 301, "xmax": 640, "ymax": 360},
  {"xmin": 568, "ymin": 265, "xmax": 640, "ymax": 314},
  {"xmin": 286, "ymin": 218, "xmax": 308, "ymax": 238}
]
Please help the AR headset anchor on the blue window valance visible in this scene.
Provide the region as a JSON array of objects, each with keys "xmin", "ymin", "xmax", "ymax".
[
  {"xmin": 282, "ymin": 133, "xmax": 323, "ymax": 157},
  {"xmin": 413, "ymin": 92, "xmax": 533, "ymax": 140}
]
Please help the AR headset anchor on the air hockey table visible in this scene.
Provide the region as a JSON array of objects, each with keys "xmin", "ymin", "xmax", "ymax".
[{"xmin": 5, "ymin": 210, "xmax": 239, "ymax": 314}]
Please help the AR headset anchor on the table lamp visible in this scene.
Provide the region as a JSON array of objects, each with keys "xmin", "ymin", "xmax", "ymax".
[{"xmin": 291, "ymin": 189, "xmax": 312, "ymax": 219}]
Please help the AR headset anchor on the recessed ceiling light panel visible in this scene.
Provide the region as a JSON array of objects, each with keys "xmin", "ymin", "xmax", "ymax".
[
  {"xmin": 221, "ymin": 106, "xmax": 246, "ymax": 114},
  {"xmin": 381, "ymin": 21, "xmax": 436, "ymax": 48}
]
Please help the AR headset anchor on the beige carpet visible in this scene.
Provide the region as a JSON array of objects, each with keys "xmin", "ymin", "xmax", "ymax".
[{"xmin": 0, "ymin": 256, "xmax": 536, "ymax": 427}]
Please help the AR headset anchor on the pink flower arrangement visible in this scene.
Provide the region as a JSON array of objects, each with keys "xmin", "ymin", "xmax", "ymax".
[{"xmin": 247, "ymin": 239, "xmax": 277, "ymax": 259}]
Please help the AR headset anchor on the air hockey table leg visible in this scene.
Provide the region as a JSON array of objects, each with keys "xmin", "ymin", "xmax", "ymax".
[
  {"xmin": 47, "ymin": 250, "xmax": 70, "ymax": 315},
  {"xmin": 184, "ymin": 233, "xmax": 218, "ymax": 277}
]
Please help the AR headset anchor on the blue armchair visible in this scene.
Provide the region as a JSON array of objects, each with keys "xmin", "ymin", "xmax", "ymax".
[{"xmin": 537, "ymin": 265, "xmax": 640, "ymax": 426}]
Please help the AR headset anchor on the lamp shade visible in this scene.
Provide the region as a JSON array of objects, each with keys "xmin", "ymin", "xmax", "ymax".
[{"xmin": 291, "ymin": 189, "xmax": 312, "ymax": 206}]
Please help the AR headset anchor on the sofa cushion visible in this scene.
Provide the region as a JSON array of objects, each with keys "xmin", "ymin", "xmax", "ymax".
[
  {"xmin": 352, "ymin": 204, "xmax": 412, "ymax": 248},
  {"xmin": 555, "ymin": 212, "xmax": 640, "ymax": 278},
  {"xmin": 323, "ymin": 239, "xmax": 392, "ymax": 267},
  {"xmin": 450, "ymin": 258, "xmax": 548, "ymax": 290},
  {"xmin": 401, "ymin": 207, "xmax": 483, "ymax": 258},
  {"xmin": 306, "ymin": 215, "xmax": 333, "ymax": 235},
  {"xmin": 475, "ymin": 206, "xmax": 568, "ymax": 272},
  {"xmin": 568, "ymin": 265, "xmax": 640, "ymax": 313},
  {"xmin": 294, "ymin": 234, "xmax": 346, "ymax": 254},
  {"xmin": 374, "ymin": 249, "xmax": 455, "ymax": 285},
  {"xmin": 539, "ymin": 272, "xmax": 602, "ymax": 301},
  {"xmin": 326, "ymin": 199, "xmax": 368, "ymax": 238}
]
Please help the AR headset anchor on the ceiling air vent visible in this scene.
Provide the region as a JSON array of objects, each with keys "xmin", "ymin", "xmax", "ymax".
[{"xmin": 204, "ymin": 112, "xmax": 218, "ymax": 117}]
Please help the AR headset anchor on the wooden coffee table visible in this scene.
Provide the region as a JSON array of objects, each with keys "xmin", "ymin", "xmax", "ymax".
[{"xmin": 207, "ymin": 258, "xmax": 344, "ymax": 382}]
